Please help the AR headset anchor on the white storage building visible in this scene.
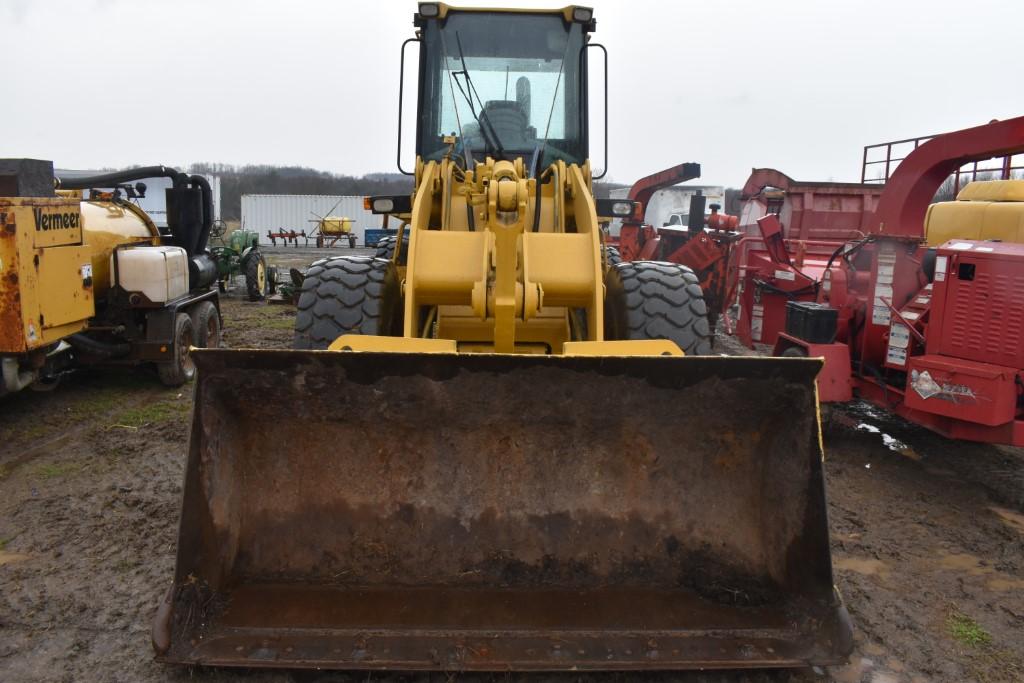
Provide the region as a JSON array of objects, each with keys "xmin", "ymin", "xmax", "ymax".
[{"xmin": 241, "ymin": 194, "xmax": 385, "ymax": 246}]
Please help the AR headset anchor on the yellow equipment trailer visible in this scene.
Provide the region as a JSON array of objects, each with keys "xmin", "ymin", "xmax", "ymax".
[
  {"xmin": 0, "ymin": 160, "xmax": 221, "ymax": 393},
  {"xmin": 155, "ymin": 4, "xmax": 852, "ymax": 672}
]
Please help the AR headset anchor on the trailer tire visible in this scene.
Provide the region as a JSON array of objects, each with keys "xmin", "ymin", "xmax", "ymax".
[
  {"xmin": 190, "ymin": 301, "xmax": 222, "ymax": 349},
  {"xmin": 605, "ymin": 260, "xmax": 713, "ymax": 356},
  {"xmin": 374, "ymin": 235, "xmax": 408, "ymax": 264},
  {"xmin": 348, "ymin": 233, "xmax": 357, "ymax": 248},
  {"xmin": 158, "ymin": 312, "xmax": 196, "ymax": 387},
  {"xmin": 245, "ymin": 251, "xmax": 269, "ymax": 301},
  {"xmin": 293, "ymin": 256, "xmax": 402, "ymax": 350}
]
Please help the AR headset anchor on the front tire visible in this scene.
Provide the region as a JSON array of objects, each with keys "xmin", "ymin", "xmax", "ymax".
[
  {"xmin": 293, "ymin": 256, "xmax": 402, "ymax": 350},
  {"xmin": 604, "ymin": 261, "xmax": 713, "ymax": 356},
  {"xmin": 157, "ymin": 312, "xmax": 196, "ymax": 386}
]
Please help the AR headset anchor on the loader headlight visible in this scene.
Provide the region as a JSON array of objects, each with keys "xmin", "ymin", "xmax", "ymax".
[
  {"xmin": 572, "ymin": 7, "xmax": 593, "ymax": 22},
  {"xmin": 596, "ymin": 198, "xmax": 638, "ymax": 218},
  {"xmin": 367, "ymin": 195, "xmax": 413, "ymax": 214},
  {"xmin": 419, "ymin": 3, "xmax": 440, "ymax": 18}
]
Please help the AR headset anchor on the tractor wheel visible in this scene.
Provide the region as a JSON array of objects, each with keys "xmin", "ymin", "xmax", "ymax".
[
  {"xmin": 348, "ymin": 233, "xmax": 357, "ymax": 248},
  {"xmin": 602, "ymin": 245, "xmax": 622, "ymax": 268},
  {"xmin": 245, "ymin": 251, "xmax": 269, "ymax": 301},
  {"xmin": 157, "ymin": 312, "xmax": 196, "ymax": 386},
  {"xmin": 267, "ymin": 265, "xmax": 279, "ymax": 295},
  {"xmin": 373, "ymin": 235, "xmax": 408, "ymax": 265},
  {"xmin": 781, "ymin": 345, "xmax": 808, "ymax": 358},
  {"xmin": 293, "ymin": 256, "xmax": 402, "ymax": 350},
  {"xmin": 190, "ymin": 301, "xmax": 222, "ymax": 349},
  {"xmin": 604, "ymin": 260, "xmax": 713, "ymax": 356}
]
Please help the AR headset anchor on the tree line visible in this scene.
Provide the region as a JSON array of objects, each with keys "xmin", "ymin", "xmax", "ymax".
[{"xmin": 188, "ymin": 163, "xmax": 414, "ymax": 221}]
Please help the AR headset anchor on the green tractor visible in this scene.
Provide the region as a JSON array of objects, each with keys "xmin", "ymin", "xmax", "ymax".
[{"xmin": 209, "ymin": 221, "xmax": 275, "ymax": 301}]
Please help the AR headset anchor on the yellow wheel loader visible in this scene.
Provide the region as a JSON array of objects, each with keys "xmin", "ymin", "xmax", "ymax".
[{"xmin": 155, "ymin": 3, "xmax": 852, "ymax": 672}]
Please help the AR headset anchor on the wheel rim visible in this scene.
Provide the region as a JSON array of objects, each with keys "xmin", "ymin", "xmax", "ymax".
[
  {"xmin": 257, "ymin": 260, "xmax": 266, "ymax": 292},
  {"xmin": 206, "ymin": 315, "xmax": 219, "ymax": 348},
  {"xmin": 180, "ymin": 323, "xmax": 195, "ymax": 375}
]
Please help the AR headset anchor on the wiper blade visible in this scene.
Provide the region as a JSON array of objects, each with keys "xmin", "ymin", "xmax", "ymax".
[{"xmin": 453, "ymin": 32, "xmax": 505, "ymax": 157}]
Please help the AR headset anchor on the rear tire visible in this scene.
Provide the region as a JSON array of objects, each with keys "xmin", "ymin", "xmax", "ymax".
[
  {"xmin": 293, "ymin": 256, "xmax": 402, "ymax": 350},
  {"xmin": 373, "ymin": 235, "xmax": 408, "ymax": 265},
  {"xmin": 245, "ymin": 252, "xmax": 268, "ymax": 301},
  {"xmin": 190, "ymin": 301, "xmax": 222, "ymax": 349},
  {"xmin": 158, "ymin": 312, "xmax": 196, "ymax": 386},
  {"xmin": 605, "ymin": 260, "xmax": 713, "ymax": 356},
  {"xmin": 603, "ymin": 245, "xmax": 622, "ymax": 268}
]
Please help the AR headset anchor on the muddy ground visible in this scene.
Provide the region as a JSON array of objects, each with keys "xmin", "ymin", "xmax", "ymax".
[{"xmin": 1, "ymin": 249, "xmax": 1022, "ymax": 682}]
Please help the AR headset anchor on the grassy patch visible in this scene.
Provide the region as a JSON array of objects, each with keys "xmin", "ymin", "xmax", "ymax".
[
  {"xmin": 261, "ymin": 316, "xmax": 296, "ymax": 330},
  {"xmin": 0, "ymin": 538, "xmax": 7, "ymax": 550},
  {"xmin": 115, "ymin": 398, "xmax": 190, "ymax": 427},
  {"xmin": 33, "ymin": 461, "xmax": 84, "ymax": 479},
  {"xmin": 948, "ymin": 610, "xmax": 993, "ymax": 648}
]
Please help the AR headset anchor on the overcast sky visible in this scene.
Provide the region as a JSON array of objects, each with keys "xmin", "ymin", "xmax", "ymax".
[{"xmin": 3, "ymin": 0, "xmax": 1022, "ymax": 187}]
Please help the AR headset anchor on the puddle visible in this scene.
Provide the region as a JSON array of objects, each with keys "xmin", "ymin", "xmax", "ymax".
[
  {"xmin": 990, "ymin": 506, "xmax": 1024, "ymax": 535},
  {"xmin": 937, "ymin": 550, "xmax": 1024, "ymax": 591},
  {"xmin": 0, "ymin": 550, "xmax": 30, "ymax": 565},
  {"xmin": 987, "ymin": 577, "xmax": 1024, "ymax": 591},
  {"xmin": 834, "ymin": 556, "xmax": 890, "ymax": 576},
  {"xmin": 855, "ymin": 422, "xmax": 920, "ymax": 460},
  {"xmin": 830, "ymin": 654, "xmax": 906, "ymax": 683},
  {"xmin": 939, "ymin": 552, "xmax": 992, "ymax": 575}
]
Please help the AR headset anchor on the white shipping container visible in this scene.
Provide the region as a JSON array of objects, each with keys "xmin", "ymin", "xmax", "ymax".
[{"xmin": 242, "ymin": 194, "xmax": 385, "ymax": 246}]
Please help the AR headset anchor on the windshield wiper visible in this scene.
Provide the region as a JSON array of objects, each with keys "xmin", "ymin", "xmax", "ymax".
[{"xmin": 452, "ymin": 32, "xmax": 505, "ymax": 158}]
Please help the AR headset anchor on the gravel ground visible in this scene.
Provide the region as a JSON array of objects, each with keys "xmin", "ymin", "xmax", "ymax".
[{"xmin": 1, "ymin": 275, "xmax": 1021, "ymax": 682}]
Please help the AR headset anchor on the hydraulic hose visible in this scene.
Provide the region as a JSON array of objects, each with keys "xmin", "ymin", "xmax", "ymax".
[
  {"xmin": 189, "ymin": 174, "xmax": 214, "ymax": 253},
  {"xmin": 68, "ymin": 334, "xmax": 131, "ymax": 359},
  {"xmin": 55, "ymin": 165, "xmax": 189, "ymax": 190}
]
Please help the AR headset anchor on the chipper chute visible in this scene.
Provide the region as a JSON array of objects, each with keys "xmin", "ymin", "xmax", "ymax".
[{"xmin": 153, "ymin": 349, "xmax": 851, "ymax": 671}]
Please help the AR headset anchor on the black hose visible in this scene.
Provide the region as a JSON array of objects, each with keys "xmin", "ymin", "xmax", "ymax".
[
  {"xmin": 55, "ymin": 165, "xmax": 188, "ymax": 190},
  {"xmin": 189, "ymin": 174, "xmax": 214, "ymax": 253},
  {"xmin": 68, "ymin": 334, "xmax": 130, "ymax": 359}
]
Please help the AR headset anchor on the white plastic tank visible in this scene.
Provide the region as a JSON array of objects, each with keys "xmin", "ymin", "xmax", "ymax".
[{"xmin": 112, "ymin": 246, "xmax": 188, "ymax": 304}]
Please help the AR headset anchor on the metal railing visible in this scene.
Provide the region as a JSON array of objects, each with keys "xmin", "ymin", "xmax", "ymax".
[{"xmin": 861, "ymin": 134, "xmax": 1023, "ymax": 194}]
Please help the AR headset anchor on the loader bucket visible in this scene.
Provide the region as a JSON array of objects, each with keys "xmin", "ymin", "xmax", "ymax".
[{"xmin": 154, "ymin": 349, "xmax": 852, "ymax": 672}]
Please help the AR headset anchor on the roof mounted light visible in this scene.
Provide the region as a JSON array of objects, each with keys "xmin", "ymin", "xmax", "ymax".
[
  {"xmin": 572, "ymin": 7, "xmax": 593, "ymax": 22},
  {"xmin": 419, "ymin": 3, "xmax": 440, "ymax": 18}
]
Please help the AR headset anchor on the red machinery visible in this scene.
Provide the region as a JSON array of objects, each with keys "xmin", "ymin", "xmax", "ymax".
[
  {"xmin": 266, "ymin": 229, "xmax": 307, "ymax": 247},
  {"xmin": 611, "ymin": 162, "xmax": 741, "ymax": 330},
  {"xmin": 772, "ymin": 115, "xmax": 1024, "ymax": 445},
  {"xmin": 733, "ymin": 173, "xmax": 886, "ymax": 347}
]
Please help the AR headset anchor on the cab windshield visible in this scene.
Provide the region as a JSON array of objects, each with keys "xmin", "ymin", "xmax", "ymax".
[{"xmin": 416, "ymin": 12, "xmax": 587, "ymax": 169}]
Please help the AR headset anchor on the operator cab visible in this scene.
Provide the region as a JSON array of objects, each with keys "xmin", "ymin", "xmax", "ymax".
[{"xmin": 415, "ymin": 4, "xmax": 594, "ymax": 171}]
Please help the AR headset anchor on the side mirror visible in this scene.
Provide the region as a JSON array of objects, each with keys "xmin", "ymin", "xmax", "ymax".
[
  {"xmin": 582, "ymin": 43, "xmax": 608, "ymax": 179},
  {"xmin": 397, "ymin": 38, "xmax": 420, "ymax": 176}
]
